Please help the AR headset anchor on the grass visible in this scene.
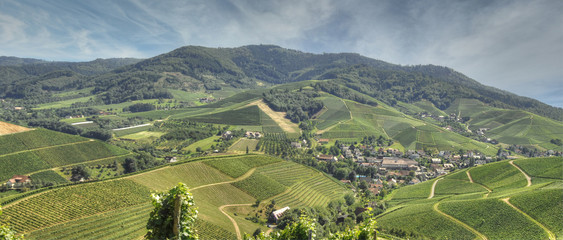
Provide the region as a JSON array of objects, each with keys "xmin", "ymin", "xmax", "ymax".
[
  {"xmin": 130, "ymin": 161, "xmax": 232, "ymax": 191},
  {"xmin": 513, "ymin": 157, "xmax": 563, "ymax": 179},
  {"xmin": 229, "ymin": 138, "xmax": 259, "ymax": 153},
  {"xmin": 118, "ymin": 130, "xmax": 164, "ymax": 141},
  {"xmin": 439, "ymin": 198, "xmax": 548, "ymax": 240},
  {"xmin": 182, "ymin": 135, "xmax": 221, "ymax": 153}
]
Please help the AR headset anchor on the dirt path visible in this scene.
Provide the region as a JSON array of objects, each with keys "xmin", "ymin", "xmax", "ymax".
[
  {"xmin": 428, "ymin": 178, "xmax": 441, "ymax": 199},
  {"xmin": 433, "ymin": 202, "xmax": 488, "ymax": 240},
  {"xmin": 247, "ymin": 99, "xmax": 299, "ymax": 134},
  {"xmin": 219, "ymin": 203, "xmax": 253, "ymax": 240},
  {"xmin": 466, "ymin": 171, "xmax": 474, "ymax": 183},
  {"xmin": 501, "ymin": 198, "xmax": 555, "ymax": 240},
  {"xmin": 509, "ymin": 160, "xmax": 532, "ymax": 187}
]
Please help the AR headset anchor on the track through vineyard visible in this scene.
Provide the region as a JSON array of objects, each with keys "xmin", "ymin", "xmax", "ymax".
[
  {"xmin": 433, "ymin": 202, "xmax": 488, "ymax": 240},
  {"xmin": 501, "ymin": 198, "xmax": 556, "ymax": 240},
  {"xmin": 0, "ymin": 139, "xmax": 93, "ymax": 158},
  {"xmin": 509, "ymin": 160, "xmax": 532, "ymax": 187}
]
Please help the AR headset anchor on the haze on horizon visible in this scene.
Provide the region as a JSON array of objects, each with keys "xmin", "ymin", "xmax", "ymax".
[{"xmin": 0, "ymin": 0, "xmax": 561, "ymax": 108}]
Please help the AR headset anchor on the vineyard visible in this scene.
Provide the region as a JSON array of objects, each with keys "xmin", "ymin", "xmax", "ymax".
[
  {"xmin": 255, "ymin": 133, "xmax": 298, "ymax": 157},
  {"xmin": 130, "ymin": 161, "xmax": 232, "ymax": 191},
  {"xmin": 377, "ymin": 158, "xmax": 563, "ymax": 239},
  {"xmin": 273, "ymin": 173, "xmax": 349, "ymax": 208},
  {"xmin": 203, "ymin": 155, "xmax": 280, "ymax": 178},
  {"xmin": 29, "ymin": 170, "xmax": 69, "ymax": 186},
  {"xmin": 315, "ymin": 96, "xmax": 350, "ymax": 130},
  {"xmin": 0, "ymin": 179, "xmax": 151, "ymax": 233},
  {"xmin": 231, "ymin": 172, "xmax": 286, "ymax": 200},
  {"xmin": 439, "ymin": 198, "xmax": 548, "ymax": 239},
  {"xmin": 0, "ymin": 128, "xmax": 85, "ymax": 155},
  {"xmin": 186, "ymin": 105, "xmax": 261, "ymax": 125},
  {"xmin": 513, "ymin": 157, "xmax": 563, "ymax": 179}
]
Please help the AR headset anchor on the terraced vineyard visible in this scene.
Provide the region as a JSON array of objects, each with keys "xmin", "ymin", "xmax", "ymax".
[
  {"xmin": 2, "ymin": 155, "xmax": 350, "ymax": 239},
  {"xmin": 0, "ymin": 128, "xmax": 129, "ymax": 181},
  {"xmin": 380, "ymin": 157, "xmax": 563, "ymax": 239}
]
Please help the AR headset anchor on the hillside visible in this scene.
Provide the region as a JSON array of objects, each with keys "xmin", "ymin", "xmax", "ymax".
[
  {"xmin": 0, "ymin": 127, "xmax": 129, "ymax": 182},
  {"xmin": 1, "ymin": 45, "xmax": 561, "ymax": 121},
  {"xmin": 0, "ymin": 155, "xmax": 351, "ymax": 239},
  {"xmin": 378, "ymin": 157, "xmax": 562, "ymax": 239}
]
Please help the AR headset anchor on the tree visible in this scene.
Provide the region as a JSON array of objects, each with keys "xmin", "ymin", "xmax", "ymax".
[
  {"xmin": 70, "ymin": 165, "xmax": 91, "ymax": 181},
  {"xmin": 246, "ymin": 146, "xmax": 249, "ymax": 154},
  {"xmin": 123, "ymin": 157, "xmax": 138, "ymax": 174},
  {"xmin": 146, "ymin": 183, "xmax": 198, "ymax": 240}
]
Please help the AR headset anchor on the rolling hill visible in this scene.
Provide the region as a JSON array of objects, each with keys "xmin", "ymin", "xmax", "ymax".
[
  {"xmin": 379, "ymin": 157, "xmax": 562, "ymax": 239},
  {"xmin": 0, "ymin": 155, "xmax": 351, "ymax": 239}
]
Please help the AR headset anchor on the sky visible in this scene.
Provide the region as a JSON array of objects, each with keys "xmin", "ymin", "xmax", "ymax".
[{"xmin": 1, "ymin": 0, "xmax": 561, "ymax": 108}]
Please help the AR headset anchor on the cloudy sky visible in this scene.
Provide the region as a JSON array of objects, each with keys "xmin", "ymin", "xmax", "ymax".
[{"xmin": 1, "ymin": 0, "xmax": 561, "ymax": 107}]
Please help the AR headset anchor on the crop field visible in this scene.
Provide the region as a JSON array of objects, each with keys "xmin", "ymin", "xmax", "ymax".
[
  {"xmin": 509, "ymin": 189, "xmax": 563, "ymax": 237},
  {"xmin": 182, "ymin": 135, "xmax": 221, "ymax": 153},
  {"xmin": 444, "ymin": 169, "xmax": 470, "ymax": 181},
  {"xmin": 29, "ymin": 170, "xmax": 69, "ymax": 185},
  {"xmin": 186, "ymin": 105, "xmax": 261, "ymax": 125},
  {"xmin": 273, "ymin": 173, "xmax": 349, "ymax": 208},
  {"xmin": 0, "ymin": 152, "xmax": 50, "ymax": 181},
  {"xmin": 256, "ymin": 161, "xmax": 317, "ymax": 186},
  {"xmin": 33, "ymin": 141, "xmax": 129, "ymax": 167},
  {"xmin": 0, "ymin": 121, "xmax": 30, "ymax": 136},
  {"xmin": 316, "ymin": 97, "xmax": 350, "ymax": 130},
  {"xmin": 0, "ymin": 128, "xmax": 85, "ymax": 155},
  {"xmin": 377, "ymin": 203, "xmax": 476, "ymax": 239},
  {"xmin": 229, "ymin": 138, "xmax": 259, "ymax": 153},
  {"xmin": 439, "ymin": 198, "xmax": 548, "ymax": 239},
  {"xmin": 0, "ymin": 179, "xmax": 151, "ymax": 233},
  {"xmin": 469, "ymin": 160, "xmax": 527, "ymax": 191},
  {"xmin": 26, "ymin": 203, "xmax": 152, "ymax": 240},
  {"xmin": 113, "ymin": 125, "xmax": 154, "ymax": 137},
  {"xmin": 130, "ymin": 161, "xmax": 232, "ymax": 191},
  {"xmin": 434, "ymin": 179, "xmax": 487, "ymax": 195},
  {"xmin": 513, "ymin": 157, "xmax": 563, "ymax": 179},
  {"xmin": 390, "ymin": 178, "xmax": 436, "ymax": 199},
  {"xmin": 118, "ymin": 130, "xmax": 164, "ymax": 141},
  {"xmin": 203, "ymin": 155, "xmax": 280, "ymax": 178},
  {"xmin": 232, "ymin": 172, "xmax": 287, "ymax": 200}
]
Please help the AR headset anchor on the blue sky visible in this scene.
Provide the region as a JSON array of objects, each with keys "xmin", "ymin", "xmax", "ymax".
[{"xmin": 1, "ymin": 0, "xmax": 561, "ymax": 107}]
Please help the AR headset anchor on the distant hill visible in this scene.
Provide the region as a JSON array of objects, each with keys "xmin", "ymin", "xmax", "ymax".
[
  {"xmin": 1, "ymin": 45, "xmax": 561, "ymax": 121},
  {"xmin": 0, "ymin": 56, "xmax": 46, "ymax": 66}
]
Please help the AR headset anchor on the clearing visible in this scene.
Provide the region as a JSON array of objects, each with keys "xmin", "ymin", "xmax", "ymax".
[
  {"xmin": 0, "ymin": 121, "xmax": 31, "ymax": 135},
  {"xmin": 246, "ymin": 100, "xmax": 299, "ymax": 134}
]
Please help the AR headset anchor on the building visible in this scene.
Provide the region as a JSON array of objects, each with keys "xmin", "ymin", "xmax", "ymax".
[
  {"xmin": 316, "ymin": 154, "xmax": 338, "ymax": 162},
  {"xmin": 290, "ymin": 142, "xmax": 302, "ymax": 148},
  {"xmin": 271, "ymin": 206, "xmax": 290, "ymax": 222},
  {"xmin": 381, "ymin": 157, "xmax": 418, "ymax": 170},
  {"xmin": 6, "ymin": 175, "xmax": 31, "ymax": 189}
]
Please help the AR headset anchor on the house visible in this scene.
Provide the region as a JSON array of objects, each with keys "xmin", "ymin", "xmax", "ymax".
[
  {"xmin": 443, "ymin": 163, "xmax": 454, "ymax": 169},
  {"xmin": 221, "ymin": 131, "xmax": 233, "ymax": 140},
  {"xmin": 165, "ymin": 156, "xmax": 177, "ymax": 163},
  {"xmin": 271, "ymin": 206, "xmax": 290, "ymax": 222},
  {"xmin": 290, "ymin": 142, "xmax": 302, "ymax": 148},
  {"xmin": 408, "ymin": 178, "xmax": 421, "ymax": 185},
  {"xmin": 431, "ymin": 158, "xmax": 442, "ymax": 164},
  {"xmin": 318, "ymin": 138, "xmax": 330, "ymax": 144},
  {"xmin": 245, "ymin": 131, "xmax": 262, "ymax": 138},
  {"xmin": 6, "ymin": 175, "xmax": 31, "ymax": 189},
  {"xmin": 316, "ymin": 154, "xmax": 338, "ymax": 162}
]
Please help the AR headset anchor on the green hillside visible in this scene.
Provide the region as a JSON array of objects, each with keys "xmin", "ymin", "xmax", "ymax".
[
  {"xmin": 379, "ymin": 157, "xmax": 563, "ymax": 239},
  {"xmin": 0, "ymin": 128, "xmax": 128, "ymax": 181},
  {"xmin": 1, "ymin": 155, "xmax": 351, "ymax": 239}
]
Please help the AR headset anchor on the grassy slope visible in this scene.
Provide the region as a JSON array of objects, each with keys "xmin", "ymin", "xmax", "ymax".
[{"xmin": 378, "ymin": 157, "xmax": 562, "ymax": 239}]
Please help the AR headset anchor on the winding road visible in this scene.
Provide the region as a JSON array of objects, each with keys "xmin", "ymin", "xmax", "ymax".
[{"xmin": 509, "ymin": 160, "xmax": 532, "ymax": 187}]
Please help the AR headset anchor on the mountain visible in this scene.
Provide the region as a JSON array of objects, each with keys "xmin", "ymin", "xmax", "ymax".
[
  {"xmin": 0, "ymin": 56, "xmax": 46, "ymax": 66},
  {"xmin": 2, "ymin": 45, "xmax": 560, "ymax": 120}
]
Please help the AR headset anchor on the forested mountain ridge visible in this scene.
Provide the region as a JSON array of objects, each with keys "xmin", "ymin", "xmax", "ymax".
[{"xmin": 0, "ymin": 45, "xmax": 561, "ymax": 120}]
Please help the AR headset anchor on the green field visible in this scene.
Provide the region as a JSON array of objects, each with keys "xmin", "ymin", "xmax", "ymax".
[
  {"xmin": 315, "ymin": 96, "xmax": 351, "ymax": 130},
  {"xmin": 378, "ymin": 157, "xmax": 562, "ymax": 239},
  {"xmin": 513, "ymin": 157, "xmax": 563, "ymax": 179},
  {"xmin": 186, "ymin": 105, "xmax": 261, "ymax": 125},
  {"xmin": 29, "ymin": 170, "xmax": 69, "ymax": 185},
  {"xmin": 203, "ymin": 155, "xmax": 280, "ymax": 178},
  {"xmin": 0, "ymin": 129, "xmax": 129, "ymax": 181},
  {"xmin": 229, "ymin": 138, "xmax": 259, "ymax": 153}
]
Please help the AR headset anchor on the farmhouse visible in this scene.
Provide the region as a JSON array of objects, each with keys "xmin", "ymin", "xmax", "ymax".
[
  {"xmin": 318, "ymin": 138, "xmax": 330, "ymax": 144},
  {"xmin": 271, "ymin": 206, "xmax": 290, "ymax": 222},
  {"xmin": 245, "ymin": 131, "xmax": 262, "ymax": 138},
  {"xmin": 221, "ymin": 131, "xmax": 233, "ymax": 140},
  {"xmin": 6, "ymin": 175, "xmax": 31, "ymax": 189},
  {"xmin": 381, "ymin": 157, "xmax": 418, "ymax": 170},
  {"xmin": 291, "ymin": 142, "xmax": 302, "ymax": 148}
]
